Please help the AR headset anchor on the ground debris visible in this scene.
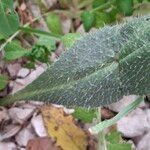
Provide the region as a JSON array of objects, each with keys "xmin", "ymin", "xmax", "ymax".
[
  {"xmin": 41, "ymin": 105, "xmax": 88, "ymax": 150},
  {"xmin": 27, "ymin": 137, "xmax": 61, "ymax": 150}
]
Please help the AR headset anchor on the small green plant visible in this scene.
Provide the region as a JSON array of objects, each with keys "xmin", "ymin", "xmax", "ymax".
[
  {"xmin": 0, "ymin": 0, "xmax": 82, "ymax": 69},
  {"xmin": 105, "ymin": 131, "xmax": 132, "ymax": 150},
  {"xmin": 81, "ymin": 0, "xmax": 150, "ymax": 31},
  {"xmin": 1, "ymin": 14, "xmax": 150, "ymax": 135}
]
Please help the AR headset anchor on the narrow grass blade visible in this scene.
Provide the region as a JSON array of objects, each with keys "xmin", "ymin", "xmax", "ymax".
[{"xmin": 90, "ymin": 96, "xmax": 144, "ymax": 134}]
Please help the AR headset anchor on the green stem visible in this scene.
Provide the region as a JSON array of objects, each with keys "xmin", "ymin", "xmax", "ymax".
[
  {"xmin": 0, "ymin": 23, "xmax": 29, "ymax": 53},
  {"xmin": 53, "ymin": 9, "xmax": 82, "ymax": 19},
  {"xmin": 90, "ymin": 96, "xmax": 144, "ymax": 134},
  {"xmin": 97, "ymin": 107, "xmax": 107, "ymax": 150},
  {"xmin": 19, "ymin": 27, "xmax": 62, "ymax": 40},
  {"xmin": 0, "ymin": 12, "xmax": 51, "ymax": 52},
  {"xmin": 90, "ymin": 0, "xmax": 116, "ymax": 13}
]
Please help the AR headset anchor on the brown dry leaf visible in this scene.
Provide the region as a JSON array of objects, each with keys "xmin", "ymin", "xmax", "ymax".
[
  {"xmin": 41, "ymin": 106, "xmax": 88, "ymax": 150},
  {"xmin": 26, "ymin": 137, "xmax": 60, "ymax": 150}
]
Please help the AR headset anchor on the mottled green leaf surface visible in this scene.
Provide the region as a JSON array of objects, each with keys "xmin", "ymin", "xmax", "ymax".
[
  {"xmin": 1, "ymin": 16, "xmax": 150, "ymax": 107},
  {"xmin": 0, "ymin": 0, "xmax": 19, "ymax": 37}
]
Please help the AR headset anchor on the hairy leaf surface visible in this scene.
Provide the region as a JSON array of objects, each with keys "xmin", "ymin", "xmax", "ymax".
[{"xmin": 1, "ymin": 16, "xmax": 150, "ymax": 107}]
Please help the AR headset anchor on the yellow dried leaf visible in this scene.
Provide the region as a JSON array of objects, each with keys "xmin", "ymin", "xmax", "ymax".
[{"xmin": 41, "ymin": 105, "xmax": 88, "ymax": 150}]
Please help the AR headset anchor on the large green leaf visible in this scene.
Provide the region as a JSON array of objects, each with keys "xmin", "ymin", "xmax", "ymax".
[
  {"xmin": 0, "ymin": 0, "xmax": 19, "ymax": 37},
  {"xmin": 1, "ymin": 16, "xmax": 150, "ymax": 107}
]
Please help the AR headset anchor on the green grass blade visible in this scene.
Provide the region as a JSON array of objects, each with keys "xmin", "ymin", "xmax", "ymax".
[{"xmin": 90, "ymin": 96, "xmax": 144, "ymax": 134}]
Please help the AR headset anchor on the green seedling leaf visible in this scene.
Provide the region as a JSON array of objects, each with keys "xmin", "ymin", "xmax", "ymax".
[
  {"xmin": 117, "ymin": 0, "xmax": 133, "ymax": 16},
  {"xmin": 0, "ymin": 0, "xmax": 19, "ymax": 37},
  {"xmin": 94, "ymin": 12, "xmax": 111, "ymax": 28},
  {"xmin": 4, "ymin": 42, "xmax": 28, "ymax": 60},
  {"xmin": 81, "ymin": 11, "xmax": 95, "ymax": 31},
  {"xmin": 1, "ymin": 16, "xmax": 150, "ymax": 107},
  {"xmin": 106, "ymin": 131, "xmax": 122, "ymax": 143},
  {"xmin": 62, "ymin": 33, "xmax": 81, "ymax": 48},
  {"xmin": 106, "ymin": 131, "xmax": 132, "ymax": 150},
  {"xmin": 37, "ymin": 35, "xmax": 56, "ymax": 51},
  {"xmin": 92, "ymin": 0, "xmax": 106, "ymax": 8},
  {"xmin": 28, "ymin": 45, "xmax": 50, "ymax": 63},
  {"xmin": 26, "ymin": 35, "xmax": 56, "ymax": 63},
  {"xmin": 46, "ymin": 13, "xmax": 62, "ymax": 35},
  {"xmin": 73, "ymin": 107, "xmax": 97, "ymax": 123},
  {"xmin": 0, "ymin": 74, "xmax": 8, "ymax": 90}
]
